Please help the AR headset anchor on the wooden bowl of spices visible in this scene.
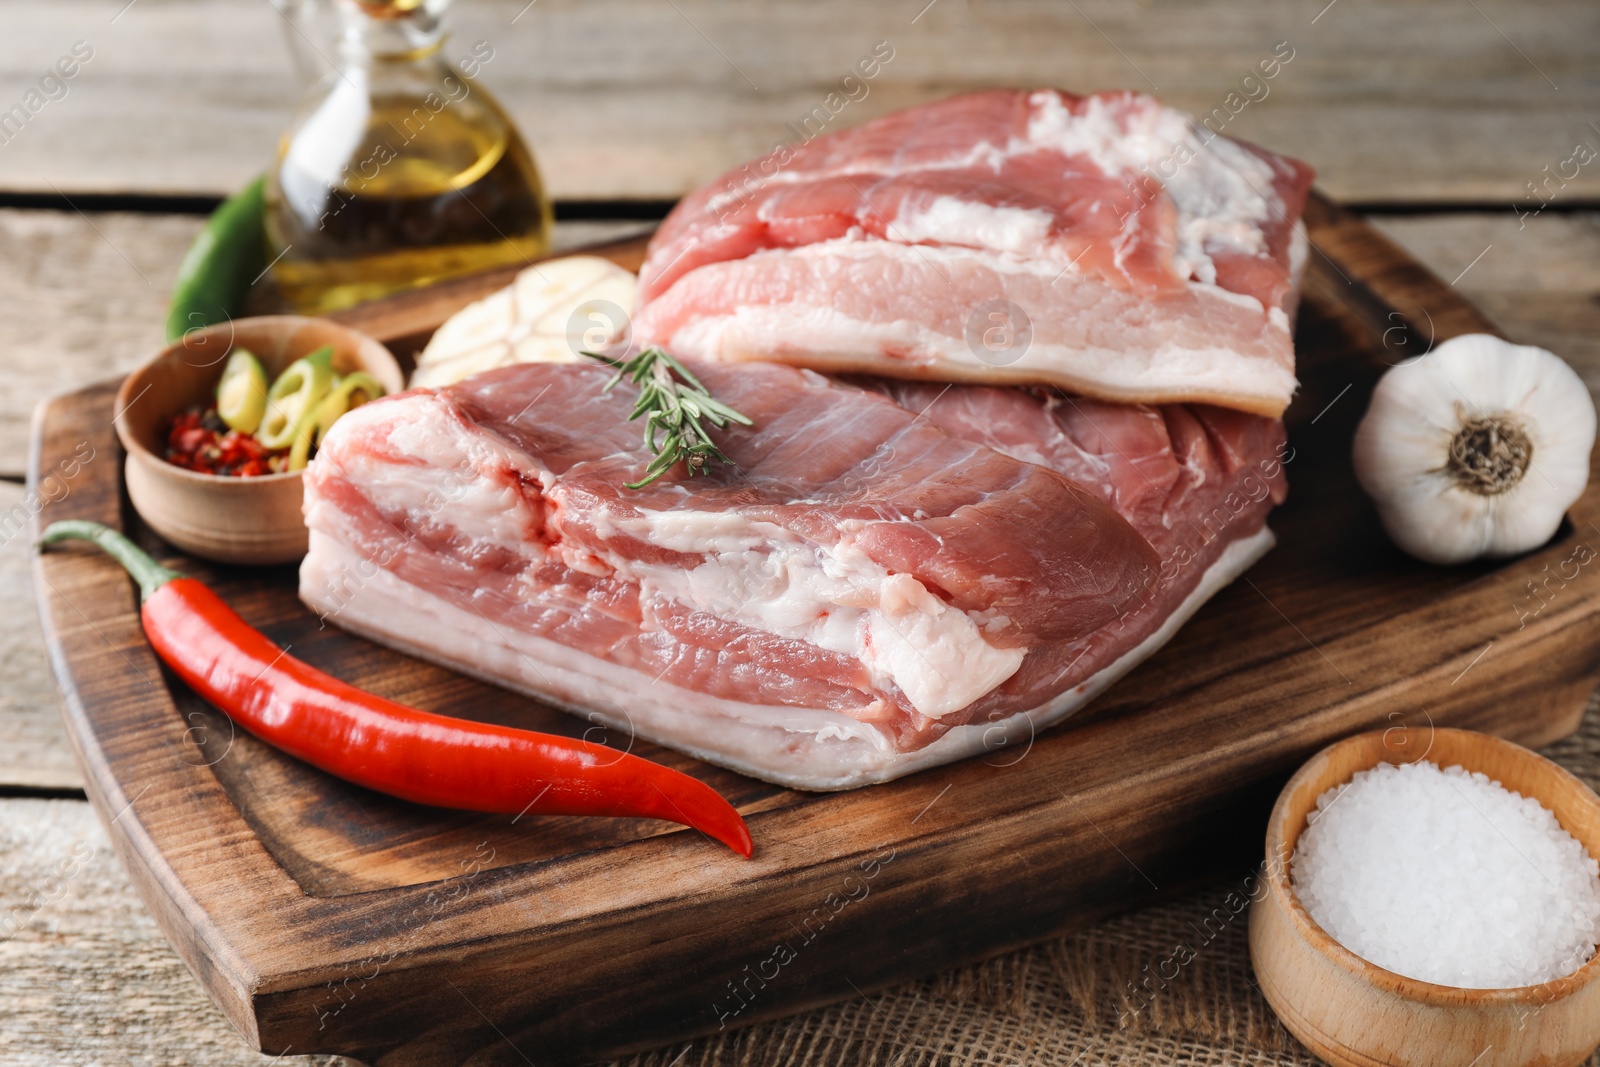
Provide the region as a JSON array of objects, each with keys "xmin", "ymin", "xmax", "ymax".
[
  {"xmin": 1250, "ymin": 727, "xmax": 1600, "ymax": 1067},
  {"xmin": 115, "ymin": 316, "xmax": 402, "ymax": 565}
]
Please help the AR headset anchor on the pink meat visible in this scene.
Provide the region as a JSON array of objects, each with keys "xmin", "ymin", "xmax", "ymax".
[
  {"xmin": 857, "ymin": 379, "xmax": 1289, "ymax": 561},
  {"xmin": 634, "ymin": 89, "xmax": 1315, "ymax": 417},
  {"xmin": 301, "ymin": 360, "xmax": 1286, "ymax": 782}
]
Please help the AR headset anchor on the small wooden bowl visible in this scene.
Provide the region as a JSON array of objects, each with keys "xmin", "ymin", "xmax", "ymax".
[
  {"xmin": 114, "ymin": 316, "xmax": 403, "ymax": 565},
  {"xmin": 1250, "ymin": 727, "xmax": 1600, "ymax": 1067}
]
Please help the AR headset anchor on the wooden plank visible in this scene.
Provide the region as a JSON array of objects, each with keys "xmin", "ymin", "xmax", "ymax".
[
  {"xmin": 1370, "ymin": 211, "xmax": 1600, "ymax": 391},
  {"xmin": 0, "ymin": 797, "xmax": 356, "ymax": 1067},
  {"xmin": 0, "ymin": 208, "xmax": 201, "ymax": 484},
  {"xmin": 0, "ymin": 0, "xmax": 1595, "ymax": 203},
  {"xmin": 25, "ymin": 200, "xmax": 1600, "ymax": 1064},
  {"xmin": 0, "ymin": 482, "xmax": 82, "ymax": 789}
]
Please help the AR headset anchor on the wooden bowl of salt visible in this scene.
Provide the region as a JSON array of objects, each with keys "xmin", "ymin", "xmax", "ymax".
[{"xmin": 1250, "ymin": 727, "xmax": 1600, "ymax": 1067}]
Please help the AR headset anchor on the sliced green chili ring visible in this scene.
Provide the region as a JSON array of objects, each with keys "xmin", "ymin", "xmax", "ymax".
[
  {"xmin": 257, "ymin": 345, "xmax": 335, "ymax": 450},
  {"xmin": 333, "ymin": 371, "xmax": 385, "ymax": 410},
  {"xmin": 286, "ymin": 372, "xmax": 388, "ymax": 470},
  {"xmin": 216, "ymin": 348, "xmax": 270, "ymax": 435}
]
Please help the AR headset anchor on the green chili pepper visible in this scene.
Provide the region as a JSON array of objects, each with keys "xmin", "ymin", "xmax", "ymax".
[
  {"xmin": 164, "ymin": 176, "xmax": 268, "ymax": 343},
  {"xmin": 258, "ymin": 345, "xmax": 335, "ymax": 450},
  {"xmin": 215, "ymin": 348, "xmax": 270, "ymax": 435},
  {"xmin": 287, "ymin": 372, "xmax": 386, "ymax": 471}
]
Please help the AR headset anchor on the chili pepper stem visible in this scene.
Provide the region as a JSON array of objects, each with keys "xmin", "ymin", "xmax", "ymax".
[{"xmin": 37, "ymin": 520, "xmax": 180, "ymax": 602}]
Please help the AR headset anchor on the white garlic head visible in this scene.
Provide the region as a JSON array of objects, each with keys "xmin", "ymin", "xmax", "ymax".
[{"xmin": 1353, "ymin": 333, "xmax": 1595, "ymax": 565}]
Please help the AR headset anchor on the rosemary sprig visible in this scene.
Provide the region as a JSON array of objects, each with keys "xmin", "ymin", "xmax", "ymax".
[{"xmin": 582, "ymin": 347, "xmax": 753, "ymax": 490}]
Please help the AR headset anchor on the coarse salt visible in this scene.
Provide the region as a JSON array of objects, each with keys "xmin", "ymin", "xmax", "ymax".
[{"xmin": 1290, "ymin": 759, "xmax": 1600, "ymax": 988}]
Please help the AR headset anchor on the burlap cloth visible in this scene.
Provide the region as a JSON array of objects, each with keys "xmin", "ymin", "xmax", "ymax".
[{"xmin": 606, "ymin": 694, "xmax": 1600, "ymax": 1067}]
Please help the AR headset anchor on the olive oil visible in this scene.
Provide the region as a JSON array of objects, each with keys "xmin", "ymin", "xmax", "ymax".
[{"xmin": 266, "ymin": 1, "xmax": 550, "ymax": 314}]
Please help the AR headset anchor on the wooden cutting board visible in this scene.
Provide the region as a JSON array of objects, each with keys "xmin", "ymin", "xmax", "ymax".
[{"xmin": 30, "ymin": 194, "xmax": 1600, "ymax": 1066}]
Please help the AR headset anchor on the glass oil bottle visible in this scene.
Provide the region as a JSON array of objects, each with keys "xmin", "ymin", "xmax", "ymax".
[{"xmin": 266, "ymin": 0, "xmax": 552, "ymax": 314}]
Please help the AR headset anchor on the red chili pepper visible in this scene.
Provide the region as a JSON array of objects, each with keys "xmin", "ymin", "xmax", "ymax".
[
  {"xmin": 38, "ymin": 520, "xmax": 753, "ymax": 858},
  {"xmin": 165, "ymin": 406, "xmax": 291, "ymax": 477}
]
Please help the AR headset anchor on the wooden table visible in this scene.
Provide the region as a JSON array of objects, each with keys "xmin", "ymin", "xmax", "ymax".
[{"xmin": 2, "ymin": 1, "xmax": 1598, "ymax": 1063}]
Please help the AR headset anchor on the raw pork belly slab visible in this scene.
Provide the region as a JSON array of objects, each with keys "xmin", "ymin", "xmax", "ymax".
[
  {"xmin": 635, "ymin": 89, "xmax": 1315, "ymax": 417},
  {"xmin": 300, "ymin": 361, "xmax": 1286, "ymax": 789}
]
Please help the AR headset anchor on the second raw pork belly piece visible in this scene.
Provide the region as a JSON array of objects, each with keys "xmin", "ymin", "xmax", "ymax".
[
  {"xmin": 301, "ymin": 360, "xmax": 1286, "ymax": 789},
  {"xmin": 635, "ymin": 89, "xmax": 1316, "ymax": 417}
]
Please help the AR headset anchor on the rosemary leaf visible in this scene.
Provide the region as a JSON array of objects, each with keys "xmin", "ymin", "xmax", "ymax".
[{"xmin": 583, "ymin": 347, "xmax": 753, "ymax": 490}]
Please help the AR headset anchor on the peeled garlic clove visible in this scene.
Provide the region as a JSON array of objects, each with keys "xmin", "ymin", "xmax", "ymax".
[{"xmin": 1353, "ymin": 333, "xmax": 1596, "ymax": 565}]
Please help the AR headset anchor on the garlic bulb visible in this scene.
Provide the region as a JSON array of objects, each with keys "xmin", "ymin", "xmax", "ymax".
[
  {"xmin": 411, "ymin": 255, "xmax": 637, "ymax": 388},
  {"xmin": 1353, "ymin": 333, "xmax": 1595, "ymax": 565}
]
